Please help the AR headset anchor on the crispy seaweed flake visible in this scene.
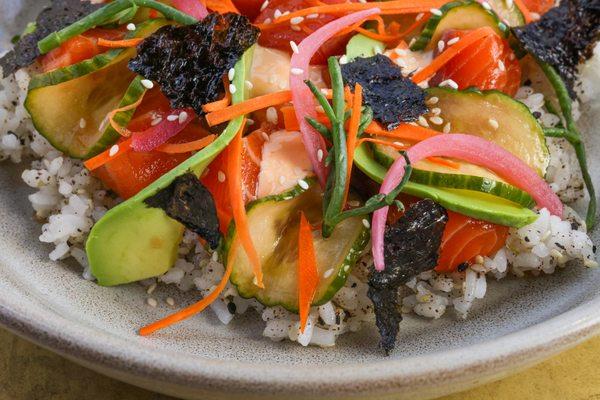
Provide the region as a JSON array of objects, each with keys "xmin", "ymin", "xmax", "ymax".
[
  {"xmin": 128, "ymin": 13, "xmax": 259, "ymax": 115},
  {"xmin": 513, "ymin": 0, "xmax": 600, "ymax": 97},
  {"xmin": 341, "ymin": 54, "xmax": 427, "ymax": 130},
  {"xmin": 144, "ymin": 173, "xmax": 221, "ymax": 249},
  {"xmin": 0, "ymin": 0, "xmax": 102, "ymax": 78},
  {"xmin": 368, "ymin": 199, "xmax": 447, "ymax": 354}
]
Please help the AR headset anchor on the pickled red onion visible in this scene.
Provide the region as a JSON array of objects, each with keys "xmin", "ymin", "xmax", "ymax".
[
  {"xmin": 290, "ymin": 8, "xmax": 381, "ymax": 187},
  {"xmin": 131, "ymin": 109, "xmax": 194, "ymax": 152},
  {"xmin": 171, "ymin": 0, "xmax": 209, "ymax": 19},
  {"xmin": 372, "ymin": 134, "xmax": 563, "ymax": 271}
]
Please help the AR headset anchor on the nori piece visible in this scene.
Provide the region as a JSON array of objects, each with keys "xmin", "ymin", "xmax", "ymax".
[
  {"xmin": 341, "ymin": 54, "xmax": 427, "ymax": 130},
  {"xmin": 129, "ymin": 13, "xmax": 259, "ymax": 116},
  {"xmin": 368, "ymin": 199, "xmax": 448, "ymax": 354},
  {"xmin": 0, "ymin": 0, "xmax": 102, "ymax": 78},
  {"xmin": 513, "ymin": 0, "xmax": 600, "ymax": 98},
  {"xmin": 144, "ymin": 173, "xmax": 221, "ymax": 249}
]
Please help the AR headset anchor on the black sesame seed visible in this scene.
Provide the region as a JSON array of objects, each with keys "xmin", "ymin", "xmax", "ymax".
[
  {"xmin": 457, "ymin": 262, "xmax": 469, "ymax": 272},
  {"xmin": 227, "ymin": 302, "xmax": 236, "ymax": 314}
]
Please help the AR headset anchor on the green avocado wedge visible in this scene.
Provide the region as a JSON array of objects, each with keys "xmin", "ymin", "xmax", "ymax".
[{"xmin": 86, "ymin": 49, "xmax": 253, "ymax": 286}]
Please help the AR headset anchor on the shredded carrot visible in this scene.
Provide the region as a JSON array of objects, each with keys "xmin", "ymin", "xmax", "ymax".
[
  {"xmin": 343, "ymin": 84, "xmax": 362, "ymax": 206},
  {"xmin": 512, "ymin": 0, "xmax": 534, "ymax": 23},
  {"xmin": 427, "ymin": 156, "xmax": 460, "ymax": 169},
  {"xmin": 204, "ymin": 0, "xmax": 239, "ymax": 13},
  {"xmin": 281, "ymin": 105, "xmax": 300, "ymax": 131},
  {"xmin": 97, "ymin": 37, "xmax": 143, "ymax": 48},
  {"xmin": 139, "ymin": 240, "xmax": 239, "ymax": 336},
  {"xmin": 257, "ymin": 0, "xmax": 449, "ymax": 30},
  {"xmin": 202, "ymin": 94, "xmax": 231, "ymax": 113},
  {"xmin": 354, "ymin": 27, "xmax": 402, "ymax": 43},
  {"xmin": 412, "ymin": 27, "xmax": 496, "ymax": 83},
  {"xmin": 398, "ymin": 14, "xmax": 429, "ymax": 38},
  {"xmin": 107, "ymin": 94, "xmax": 146, "ymax": 137},
  {"xmin": 356, "ymin": 137, "xmax": 409, "ymax": 150},
  {"xmin": 298, "ymin": 212, "xmax": 319, "ymax": 333},
  {"xmin": 228, "ymin": 120, "xmax": 264, "ymax": 288},
  {"xmin": 365, "ymin": 122, "xmax": 440, "ymax": 142},
  {"xmin": 205, "ymin": 90, "xmax": 292, "ymax": 127},
  {"xmin": 83, "ymin": 138, "xmax": 132, "ymax": 171},
  {"xmin": 156, "ymin": 134, "xmax": 216, "ymax": 154}
]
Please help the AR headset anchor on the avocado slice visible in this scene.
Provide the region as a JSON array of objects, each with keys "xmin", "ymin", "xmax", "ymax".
[
  {"xmin": 86, "ymin": 48, "xmax": 253, "ymax": 286},
  {"xmin": 346, "ymin": 35, "xmax": 537, "ymax": 228}
]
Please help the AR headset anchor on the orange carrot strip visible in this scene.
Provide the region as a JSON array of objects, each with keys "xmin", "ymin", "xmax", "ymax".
[
  {"xmin": 205, "ymin": 90, "xmax": 292, "ymax": 127},
  {"xmin": 281, "ymin": 105, "xmax": 300, "ymax": 131},
  {"xmin": 412, "ymin": 27, "xmax": 496, "ymax": 83},
  {"xmin": 365, "ymin": 122, "xmax": 440, "ymax": 142},
  {"xmin": 107, "ymin": 94, "xmax": 146, "ymax": 137},
  {"xmin": 354, "ymin": 27, "xmax": 402, "ymax": 43},
  {"xmin": 139, "ymin": 240, "xmax": 239, "ymax": 336},
  {"xmin": 512, "ymin": 0, "xmax": 534, "ymax": 23},
  {"xmin": 298, "ymin": 212, "xmax": 319, "ymax": 333},
  {"xmin": 83, "ymin": 138, "xmax": 132, "ymax": 171},
  {"xmin": 357, "ymin": 137, "xmax": 409, "ymax": 150},
  {"xmin": 97, "ymin": 37, "xmax": 143, "ymax": 48},
  {"xmin": 205, "ymin": 0, "xmax": 239, "ymax": 13},
  {"xmin": 398, "ymin": 14, "xmax": 429, "ymax": 38},
  {"xmin": 156, "ymin": 134, "xmax": 216, "ymax": 154},
  {"xmin": 343, "ymin": 84, "xmax": 362, "ymax": 206},
  {"xmin": 427, "ymin": 156, "xmax": 460, "ymax": 169},
  {"xmin": 228, "ymin": 120, "xmax": 264, "ymax": 288}
]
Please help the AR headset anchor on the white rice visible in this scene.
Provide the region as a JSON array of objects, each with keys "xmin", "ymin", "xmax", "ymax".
[{"xmin": 0, "ymin": 46, "xmax": 598, "ymax": 348}]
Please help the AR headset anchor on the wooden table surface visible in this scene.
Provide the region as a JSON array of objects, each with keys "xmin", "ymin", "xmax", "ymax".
[{"xmin": 2, "ymin": 327, "xmax": 600, "ymax": 400}]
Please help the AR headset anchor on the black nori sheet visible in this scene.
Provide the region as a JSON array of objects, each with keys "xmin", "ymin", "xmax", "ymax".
[
  {"xmin": 144, "ymin": 173, "xmax": 221, "ymax": 249},
  {"xmin": 513, "ymin": 0, "xmax": 600, "ymax": 97},
  {"xmin": 368, "ymin": 199, "xmax": 448, "ymax": 354},
  {"xmin": 0, "ymin": 0, "xmax": 102, "ymax": 78},
  {"xmin": 341, "ymin": 54, "xmax": 427, "ymax": 130},
  {"xmin": 128, "ymin": 12, "xmax": 259, "ymax": 116}
]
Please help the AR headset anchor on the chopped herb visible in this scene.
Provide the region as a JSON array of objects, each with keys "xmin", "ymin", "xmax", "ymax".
[
  {"xmin": 368, "ymin": 199, "xmax": 448, "ymax": 354},
  {"xmin": 341, "ymin": 54, "xmax": 427, "ymax": 130},
  {"xmin": 145, "ymin": 173, "xmax": 221, "ymax": 249},
  {"xmin": 129, "ymin": 13, "xmax": 258, "ymax": 116}
]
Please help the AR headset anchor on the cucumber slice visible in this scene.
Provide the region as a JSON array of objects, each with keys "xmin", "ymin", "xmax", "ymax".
[
  {"xmin": 411, "ymin": 1, "xmax": 509, "ymax": 51},
  {"xmin": 486, "ymin": 0, "xmax": 525, "ymax": 27},
  {"xmin": 426, "ymin": 87, "xmax": 549, "ymax": 176},
  {"xmin": 371, "ymin": 141, "xmax": 535, "ymax": 208},
  {"xmin": 25, "ymin": 19, "xmax": 169, "ymax": 159},
  {"xmin": 346, "ymin": 33, "xmax": 385, "ymax": 61},
  {"xmin": 227, "ymin": 180, "xmax": 369, "ymax": 312}
]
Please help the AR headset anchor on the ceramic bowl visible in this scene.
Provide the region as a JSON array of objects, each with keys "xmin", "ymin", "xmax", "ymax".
[{"xmin": 1, "ymin": 1, "xmax": 599, "ymax": 399}]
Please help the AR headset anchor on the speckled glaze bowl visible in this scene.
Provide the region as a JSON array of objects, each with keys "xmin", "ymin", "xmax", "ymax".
[{"xmin": 1, "ymin": 2, "xmax": 599, "ymax": 399}]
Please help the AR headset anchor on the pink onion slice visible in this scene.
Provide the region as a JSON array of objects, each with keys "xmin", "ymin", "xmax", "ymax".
[
  {"xmin": 171, "ymin": 0, "xmax": 209, "ymax": 20},
  {"xmin": 290, "ymin": 8, "xmax": 381, "ymax": 187},
  {"xmin": 131, "ymin": 109, "xmax": 194, "ymax": 153},
  {"xmin": 372, "ymin": 133, "xmax": 563, "ymax": 271}
]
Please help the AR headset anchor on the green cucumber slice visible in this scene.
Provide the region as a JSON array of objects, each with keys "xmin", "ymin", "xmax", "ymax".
[
  {"xmin": 371, "ymin": 141, "xmax": 535, "ymax": 208},
  {"xmin": 227, "ymin": 180, "xmax": 369, "ymax": 312},
  {"xmin": 25, "ymin": 19, "xmax": 169, "ymax": 159},
  {"xmin": 346, "ymin": 33, "xmax": 385, "ymax": 61},
  {"xmin": 486, "ymin": 0, "xmax": 525, "ymax": 27},
  {"xmin": 410, "ymin": 1, "xmax": 509, "ymax": 51},
  {"xmin": 425, "ymin": 87, "xmax": 549, "ymax": 176}
]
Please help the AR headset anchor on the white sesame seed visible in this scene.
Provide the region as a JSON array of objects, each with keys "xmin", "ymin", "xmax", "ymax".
[
  {"xmin": 475, "ymin": 255, "xmax": 485, "ymax": 264},
  {"xmin": 290, "ymin": 40, "xmax": 299, "ymax": 54},
  {"xmin": 260, "ymin": 0, "xmax": 269, "ymax": 11},
  {"xmin": 79, "ymin": 118, "xmax": 87, "ymax": 129},
  {"xmin": 323, "ymin": 268, "xmax": 334, "ymax": 279},
  {"xmin": 151, "ymin": 117, "xmax": 162, "ymax": 126},
  {"xmin": 408, "ymin": 37, "xmax": 417, "ymax": 47},
  {"xmin": 430, "ymin": 116, "xmax": 444, "ymax": 125},
  {"xmin": 166, "ymin": 297, "xmax": 175, "ymax": 306},
  {"xmin": 245, "ymin": 80, "xmax": 254, "ymax": 90},
  {"xmin": 273, "ymin": 9, "xmax": 282, "ymax": 18},
  {"xmin": 228, "ymin": 68, "xmax": 235, "ymax": 81},
  {"xmin": 306, "ymin": 13, "xmax": 319, "ymax": 19},
  {"xmin": 218, "ymin": 170, "xmax": 226, "ymax": 182},
  {"xmin": 266, "ymin": 106, "xmax": 278, "ymax": 124},
  {"xmin": 447, "ymin": 37, "xmax": 460, "ymax": 46},
  {"xmin": 362, "ymin": 219, "xmax": 370, "ymax": 228},
  {"xmin": 229, "ymin": 83, "xmax": 237, "ymax": 94},
  {"xmin": 263, "ymin": 17, "xmax": 272, "ymax": 24},
  {"xmin": 147, "ymin": 297, "xmax": 158, "ymax": 307},
  {"xmin": 416, "ymin": 12, "xmax": 425, "ymax": 21},
  {"xmin": 440, "ymin": 79, "xmax": 459, "ymax": 89},
  {"xmin": 343, "ymin": 264, "xmax": 350, "ymax": 272},
  {"xmin": 392, "ymin": 141, "xmax": 404, "ymax": 147},
  {"xmin": 126, "ymin": 23, "xmax": 136, "ymax": 31},
  {"xmin": 443, "ymin": 122, "xmax": 451, "ymax": 133},
  {"xmin": 430, "ymin": 8, "xmax": 442, "ymax": 16},
  {"xmin": 498, "ymin": 60, "xmax": 506, "ymax": 71},
  {"xmin": 315, "ymin": 105, "xmax": 325, "ymax": 113},
  {"xmin": 358, "ymin": 0, "xmax": 367, "ymax": 3},
  {"xmin": 481, "ymin": 1, "xmax": 492, "ymax": 10},
  {"xmin": 418, "ymin": 115, "xmax": 429, "ymax": 127},
  {"xmin": 291, "ymin": 67, "xmax": 304, "ymax": 76},
  {"xmin": 506, "ymin": 0, "xmax": 514, "ymax": 7},
  {"xmin": 247, "ymin": 118, "xmax": 255, "ymax": 126},
  {"xmin": 437, "ymin": 40, "xmax": 445, "ymax": 52},
  {"xmin": 339, "ymin": 55, "xmax": 348, "ymax": 65},
  {"xmin": 109, "ymin": 145, "xmax": 119, "ymax": 157},
  {"xmin": 261, "ymin": 131, "xmax": 270, "ymax": 141},
  {"xmin": 426, "ymin": 96, "xmax": 439, "ymax": 105},
  {"xmin": 498, "ymin": 21, "xmax": 508, "ymax": 30},
  {"xmin": 167, "ymin": 114, "xmax": 179, "ymax": 122},
  {"xmin": 178, "ymin": 111, "xmax": 189, "ymax": 124},
  {"xmin": 290, "ymin": 16, "xmax": 304, "ymax": 25},
  {"xmin": 431, "ymin": 107, "xmax": 441, "ymax": 115},
  {"xmin": 488, "ymin": 118, "xmax": 499, "ymax": 130},
  {"xmin": 141, "ymin": 79, "xmax": 154, "ymax": 89},
  {"xmin": 317, "ymin": 149, "xmax": 324, "ymax": 162},
  {"xmin": 320, "ymin": 88, "xmax": 329, "ymax": 95},
  {"xmin": 291, "ymin": 25, "xmax": 301, "ymax": 31},
  {"xmin": 418, "ymin": 81, "xmax": 429, "ymax": 89},
  {"xmin": 279, "ymin": 175, "xmax": 286, "ymax": 184},
  {"xmin": 146, "ymin": 283, "xmax": 157, "ymax": 294},
  {"xmin": 211, "ymin": 251, "xmax": 219, "ymax": 262},
  {"xmin": 298, "ymin": 179, "xmax": 309, "ymax": 190}
]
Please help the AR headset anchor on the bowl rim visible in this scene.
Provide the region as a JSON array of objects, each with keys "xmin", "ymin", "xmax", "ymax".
[{"xmin": 1, "ymin": 266, "xmax": 600, "ymax": 398}]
